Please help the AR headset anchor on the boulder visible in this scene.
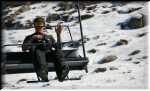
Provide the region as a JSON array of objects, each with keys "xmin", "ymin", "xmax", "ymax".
[
  {"xmin": 57, "ymin": 2, "xmax": 74, "ymax": 11},
  {"xmin": 133, "ymin": 61, "xmax": 140, "ymax": 64},
  {"xmin": 117, "ymin": 13, "xmax": 147, "ymax": 30},
  {"xmin": 75, "ymin": 14, "xmax": 94, "ymax": 21},
  {"xmin": 46, "ymin": 13, "xmax": 60, "ymax": 22},
  {"xmin": 86, "ymin": 5, "xmax": 97, "ymax": 11},
  {"xmin": 82, "ymin": 14, "xmax": 94, "ymax": 20},
  {"xmin": 61, "ymin": 14, "xmax": 70, "ymax": 22},
  {"xmin": 101, "ymin": 10, "xmax": 110, "ymax": 14},
  {"xmin": 112, "ymin": 39, "xmax": 128, "ymax": 47},
  {"xmin": 142, "ymin": 56, "xmax": 147, "ymax": 59},
  {"xmin": 96, "ymin": 43, "xmax": 107, "ymax": 46},
  {"xmin": 97, "ymin": 55, "xmax": 117, "ymax": 64},
  {"xmin": 88, "ymin": 49, "xmax": 97, "ymax": 53},
  {"xmin": 78, "ymin": 36, "xmax": 90, "ymax": 43},
  {"xmin": 117, "ymin": 7, "xmax": 142, "ymax": 14},
  {"xmin": 17, "ymin": 5, "xmax": 31, "ymax": 14},
  {"xmin": 94, "ymin": 67, "xmax": 107, "ymax": 73},
  {"xmin": 129, "ymin": 50, "xmax": 141, "ymax": 56},
  {"xmin": 137, "ymin": 32, "xmax": 147, "ymax": 37}
]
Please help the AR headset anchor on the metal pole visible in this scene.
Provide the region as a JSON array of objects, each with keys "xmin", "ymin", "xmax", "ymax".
[
  {"xmin": 76, "ymin": 1, "xmax": 86, "ymax": 58},
  {"xmin": 67, "ymin": 26, "xmax": 73, "ymax": 41}
]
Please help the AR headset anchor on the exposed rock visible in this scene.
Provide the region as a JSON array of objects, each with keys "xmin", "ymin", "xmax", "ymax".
[
  {"xmin": 137, "ymin": 32, "xmax": 147, "ymax": 37},
  {"xmin": 60, "ymin": 14, "xmax": 70, "ymax": 22},
  {"xmin": 41, "ymin": 4, "xmax": 47, "ymax": 8},
  {"xmin": 109, "ymin": 66, "xmax": 118, "ymax": 70},
  {"xmin": 86, "ymin": 5, "xmax": 97, "ymax": 11},
  {"xmin": 17, "ymin": 40, "xmax": 22, "ymax": 43},
  {"xmin": 137, "ymin": 56, "xmax": 147, "ymax": 60},
  {"xmin": 96, "ymin": 43, "xmax": 107, "ymax": 46},
  {"xmin": 117, "ymin": 39, "xmax": 128, "ymax": 45},
  {"xmin": 133, "ymin": 61, "xmax": 140, "ymax": 64},
  {"xmin": 57, "ymin": 2, "xmax": 74, "ymax": 11},
  {"xmin": 112, "ymin": 39, "xmax": 128, "ymax": 47},
  {"xmin": 125, "ymin": 58, "xmax": 132, "ymax": 61},
  {"xmin": 32, "ymin": 7, "xmax": 36, "ymax": 9},
  {"xmin": 24, "ymin": 20, "xmax": 33, "ymax": 29},
  {"xmin": 46, "ymin": 24, "xmax": 53, "ymax": 29},
  {"xmin": 112, "ymin": 7, "xmax": 117, "ymax": 11},
  {"xmin": 13, "ymin": 21, "xmax": 24, "ymax": 29},
  {"xmin": 16, "ymin": 5, "xmax": 31, "ymax": 14},
  {"xmin": 17, "ymin": 16, "xmax": 24, "ymax": 19},
  {"xmin": 105, "ymin": 79, "xmax": 116, "ymax": 83},
  {"xmin": 88, "ymin": 49, "xmax": 97, "ymax": 53},
  {"xmin": 123, "ymin": 70, "xmax": 132, "ymax": 74},
  {"xmin": 77, "ymin": 1, "xmax": 101, "ymax": 10},
  {"xmin": 94, "ymin": 67, "xmax": 107, "ymax": 73},
  {"xmin": 47, "ymin": 12, "xmax": 74, "ymax": 22},
  {"xmin": 142, "ymin": 56, "xmax": 147, "ymax": 59},
  {"xmin": 92, "ymin": 35, "xmax": 100, "ymax": 40},
  {"xmin": 102, "ymin": 6, "xmax": 107, "ymax": 8},
  {"xmin": 81, "ymin": 14, "xmax": 94, "ymax": 20},
  {"xmin": 97, "ymin": 55, "xmax": 117, "ymax": 64},
  {"xmin": 2, "ymin": 1, "xmax": 34, "ymax": 9},
  {"xmin": 101, "ymin": 3, "xmax": 113, "ymax": 8},
  {"xmin": 3, "ymin": 14, "xmax": 16, "ymax": 29},
  {"xmin": 78, "ymin": 36, "xmax": 90, "ymax": 43},
  {"xmin": 101, "ymin": 10, "xmax": 110, "ymax": 14},
  {"xmin": 117, "ymin": 7, "xmax": 142, "ymax": 14},
  {"xmin": 75, "ymin": 14, "xmax": 94, "ymax": 21},
  {"xmin": 42, "ymin": 83, "xmax": 50, "ymax": 87},
  {"xmin": 46, "ymin": 13, "xmax": 60, "ymax": 22},
  {"xmin": 3, "ymin": 5, "xmax": 31, "ymax": 29},
  {"xmin": 117, "ymin": 13, "xmax": 147, "ymax": 29},
  {"xmin": 52, "ymin": 6, "xmax": 56, "ymax": 9},
  {"xmin": 129, "ymin": 50, "xmax": 141, "ymax": 56}
]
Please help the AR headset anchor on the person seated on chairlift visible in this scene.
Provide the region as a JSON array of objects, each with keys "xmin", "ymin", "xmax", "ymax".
[{"xmin": 22, "ymin": 17, "xmax": 69, "ymax": 82}]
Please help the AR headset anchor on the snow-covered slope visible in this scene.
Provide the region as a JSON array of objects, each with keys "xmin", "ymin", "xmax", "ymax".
[{"xmin": 2, "ymin": 1, "xmax": 148, "ymax": 89}]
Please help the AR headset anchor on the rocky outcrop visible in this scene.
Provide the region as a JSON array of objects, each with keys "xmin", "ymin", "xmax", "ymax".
[
  {"xmin": 117, "ymin": 13, "xmax": 147, "ymax": 29},
  {"xmin": 117, "ymin": 7, "xmax": 142, "ymax": 14}
]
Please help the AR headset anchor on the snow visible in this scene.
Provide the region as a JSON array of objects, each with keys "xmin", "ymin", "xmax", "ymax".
[
  {"xmin": 2, "ymin": 1, "xmax": 148, "ymax": 89},
  {"xmin": 17, "ymin": 2, "xmax": 58, "ymax": 25}
]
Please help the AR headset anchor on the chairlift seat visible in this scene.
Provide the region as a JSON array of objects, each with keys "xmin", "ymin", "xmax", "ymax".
[{"xmin": 3, "ymin": 48, "xmax": 89, "ymax": 74}]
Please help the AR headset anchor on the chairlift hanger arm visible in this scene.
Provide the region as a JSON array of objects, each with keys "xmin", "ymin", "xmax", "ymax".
[
  {"xmin": 47, "ymin": 25, "xmax": 73, "ymax": 42},
  {"xmin": 76, "ymin": 1, "xmax": 87, "ymax": 58}
]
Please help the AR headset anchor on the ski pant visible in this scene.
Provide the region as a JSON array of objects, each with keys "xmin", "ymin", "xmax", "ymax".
[{"xmin": 30, "ymin": 47, "xmax": 66, "ymax": 80}]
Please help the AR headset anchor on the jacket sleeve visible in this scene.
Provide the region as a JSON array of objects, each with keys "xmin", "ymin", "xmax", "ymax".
[
  {"xmin": 22, "ymin": 36, "xmax": 34, "ymax": 52},
  {"xmin": 50, "ymin": 35, "xmax": 61, "ymax": 51}
]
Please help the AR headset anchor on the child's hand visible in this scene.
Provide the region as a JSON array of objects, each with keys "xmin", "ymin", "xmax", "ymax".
[{"xmin": 55, "ymin": 22, "xmax": 64, "ymax": 35}]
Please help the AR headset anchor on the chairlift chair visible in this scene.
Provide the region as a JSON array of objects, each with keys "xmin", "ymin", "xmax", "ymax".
[{"xmin": 2, "ymin": 2, "xmax": 89, "ymax": 75}]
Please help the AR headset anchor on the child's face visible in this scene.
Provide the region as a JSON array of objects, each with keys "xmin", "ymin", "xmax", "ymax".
[{"xmin": 35, "ymin": 26, "xmax": 44, "ymax": 33}]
